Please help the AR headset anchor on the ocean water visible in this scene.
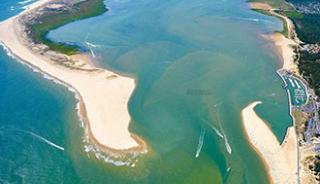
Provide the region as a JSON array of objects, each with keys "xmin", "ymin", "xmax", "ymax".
[{"xmin": 0, "ymin": 0, "xmax": 291, "ymax": 183}]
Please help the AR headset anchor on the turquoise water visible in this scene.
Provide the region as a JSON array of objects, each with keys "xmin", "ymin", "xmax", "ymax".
[{"xmin": 0, "ymin": 0, "xmax": 292, "ymax": 183}]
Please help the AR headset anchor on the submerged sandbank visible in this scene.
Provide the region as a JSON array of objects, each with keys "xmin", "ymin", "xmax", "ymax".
[
  {"xmin": 0, "ymin": 0, "xmax": 146, "ymax": 156},
  {"xmin": 241, "ymin": 101, "xmax": 298, "ymax": 184}
]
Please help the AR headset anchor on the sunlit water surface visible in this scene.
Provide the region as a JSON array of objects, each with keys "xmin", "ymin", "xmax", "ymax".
[{"xmin": 0, "ymin": 0, "xmax": 291, "ymax": 183}]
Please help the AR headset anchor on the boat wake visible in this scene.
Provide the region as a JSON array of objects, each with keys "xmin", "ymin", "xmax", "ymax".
[
  {"xmin": 85, "ymin": 41, "xmax": 100, "ymax": 48},
  {"xmin": 227, "ymin": 167, "xmax": 231, "ymax": 173},
  {"xmin": 85, "ymin": 41, "xmax": 100, "ymax": 58},
  {"xmin": 5, "ymin": 128, "xmax": 65, "ymax": 151},
  {"xmin": 223, "ymin": 167, "xmax": 232, "ymax": 182},
  {"xmin": 210, "ymin": 124, "xmax": 232, "ymax": 154},
  {"xmin": 211, "ymin": 105, "xmax": 232, "ymax": 155},
  {"xmin": 0, "ymin": 43, "xmax": 142, "ymax": 166},
  {"xmin": 195, "ymin": 128, "xmax": 205, "ymax": 158},
  {"xmin": 223, "ymin": 134, "xmax": 232, "ymax": 154},
  {"xmin": 210, "ymin": 125, "xmax": 224, "ymax": 139},
  {"xmin": 1, "ymin": 31, "xmax": 143, "ymax": 167},
  {"xmin": 26, "ymin": 131, "xmax": 65, "ymax": 151},
  {"xmin": 89, "ymin": 48, "xmax": 96, "ymax": 58}
]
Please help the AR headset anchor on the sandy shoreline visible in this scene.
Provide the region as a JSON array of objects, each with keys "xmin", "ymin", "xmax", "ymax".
[
  {"xmin": 251, "ymin": 2, "xmax": 299, "ymax": 73},
  {"xmin": 241, "ymin": 102, "xmax": 298, "ymax": 184},
  {"xmin": 270, "ymin": 33, "xmax": 298, "ymax": 72},
  {"xmin": 0, "ymin": 0, "xmax": 146, "ymax": 155},
  {"xmin": 242, "ymin": 2, "xmax": 300, "ymax": 184}
]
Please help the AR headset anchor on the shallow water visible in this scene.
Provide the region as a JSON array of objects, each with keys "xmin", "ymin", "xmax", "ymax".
[{"xmin": 0, "ymin": 0, "xmax": 292, "ymax": 183}]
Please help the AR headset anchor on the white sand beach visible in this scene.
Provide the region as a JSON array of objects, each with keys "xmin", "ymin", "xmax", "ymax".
[
  {"xmin": 0, "ymin": 0, "xmax": 146, "ymax": 154},
  {"xmin": 241, "ymin": 102, "xmax": 298, "ymax": 184},
  {"xmin": 270, "ymin": 33, "xmax": 298, "ymax": 72},
  {"xmin": 251, "ymin": 2, "xmax": 299, "ymax": 73}
]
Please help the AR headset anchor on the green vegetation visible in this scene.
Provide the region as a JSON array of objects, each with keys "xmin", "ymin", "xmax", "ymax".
[
  {"xmin": 310, "ymin": 156, "xmax": 320, "ymax": 181},
  {"xmin": 248, "ymin": 0, "xmax": 297, "ymax": 37},
  {"xmin": 298, "ymin": 51, "xmax": 320, "ymax": 96},
  {"xmin": 284, "ymin": 0, "xmax": 320, "ymax": 96},
  {"xmin": 28, "ymin": 0, "xmax": 107, "ymax": 55},
  {"xmin": 275, "ymin": 12, "xmax": 289, "ymax": 37},
  {"xmin": 289, "ymin": 14, "xmax": 320, "ymax": 43},
  {"xmin": 283, "ymin": 0, "xmax": 320, "ymax": 43},
  {"xmin": 249, "ymin": 0, "xmax": 320, "ymax": 96},
  {"xmin": 252, "ymin": 0, "xmax": 320, "ymax": 181},
  {"xmin": 283, "ymin": 10, "xmax": 304, "ymax": 19}
]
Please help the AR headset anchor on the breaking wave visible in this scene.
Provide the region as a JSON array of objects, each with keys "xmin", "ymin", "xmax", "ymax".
[{"xmin": 0, "ymin": 41, "xmax": 144, "ymax": 167}]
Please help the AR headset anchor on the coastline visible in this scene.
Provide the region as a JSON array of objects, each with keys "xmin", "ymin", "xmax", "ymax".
[
  {"xmin": 241, "ymin": 102, "xmax": 298, "ymax": 184},
  {"xmin": 251, "ymin": 2, "xmax": 299, "ymax": 74},
  {"xmin": 0, "ymin": 0, "xmax": 147, "ymax": 157},
  {"xmin": 241, "ymin": 2, "xmax": 300, "ymax": 184}
]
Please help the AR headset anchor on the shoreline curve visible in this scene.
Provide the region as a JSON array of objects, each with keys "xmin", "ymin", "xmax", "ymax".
[
  {"xmin": 241, "ymin": 101, "xmax": 298, "ymax": 184},
  {"xmin": 0, "ymin": 0, "xmax": 147, "ymax": 157}
]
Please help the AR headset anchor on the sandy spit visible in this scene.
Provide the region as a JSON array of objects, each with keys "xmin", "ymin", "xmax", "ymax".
[
  {"xmin": 241, "ymin": 101, "xmax": 298, "ymax": 184},
  {"xmin": 0, "ymin": 0, "xmax": 146, "ymax": 155}
]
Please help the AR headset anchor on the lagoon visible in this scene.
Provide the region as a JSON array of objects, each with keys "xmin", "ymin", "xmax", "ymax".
[{"xmin": 0, "ymin": 0, "xmax": 292, "ymax": 183}]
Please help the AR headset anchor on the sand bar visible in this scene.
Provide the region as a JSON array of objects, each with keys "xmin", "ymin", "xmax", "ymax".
[
  {"xmin": 0, "ymin": 0, "xmax": 146, "ymax": 154},
  {"xmin": 241, "ymin": 101, "xmax": 298, "ymax": 184}
]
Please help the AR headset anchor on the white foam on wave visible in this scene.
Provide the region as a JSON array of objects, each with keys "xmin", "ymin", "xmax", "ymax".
[
  {"xmin": 83, "ymin": 140, "xmax": 140, "ymax": 167},
  {"xmin": 1, "ymin": 41, "xmax": 14, "ymax": 58},
  {"xmin": 0, "ymin": 41, "xmax": 73, "ymax": 92},
  {"xmin": 195, "ymin": 128, "xmax": 205, "ymax": 158},
  {"xmin": 0, "ymin": 41, "xmax": 144, "ymax": 167},
  {"xmin": 79, "ymin": 103, "xmax": 144, "ymax": 167},
  {"xmin": 21, "ymin": 5, "xmax": 29, "ymax": 10},
  {"xmin": 18, "ymin": 0, "xmax": 36, "ymax": 5}
]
